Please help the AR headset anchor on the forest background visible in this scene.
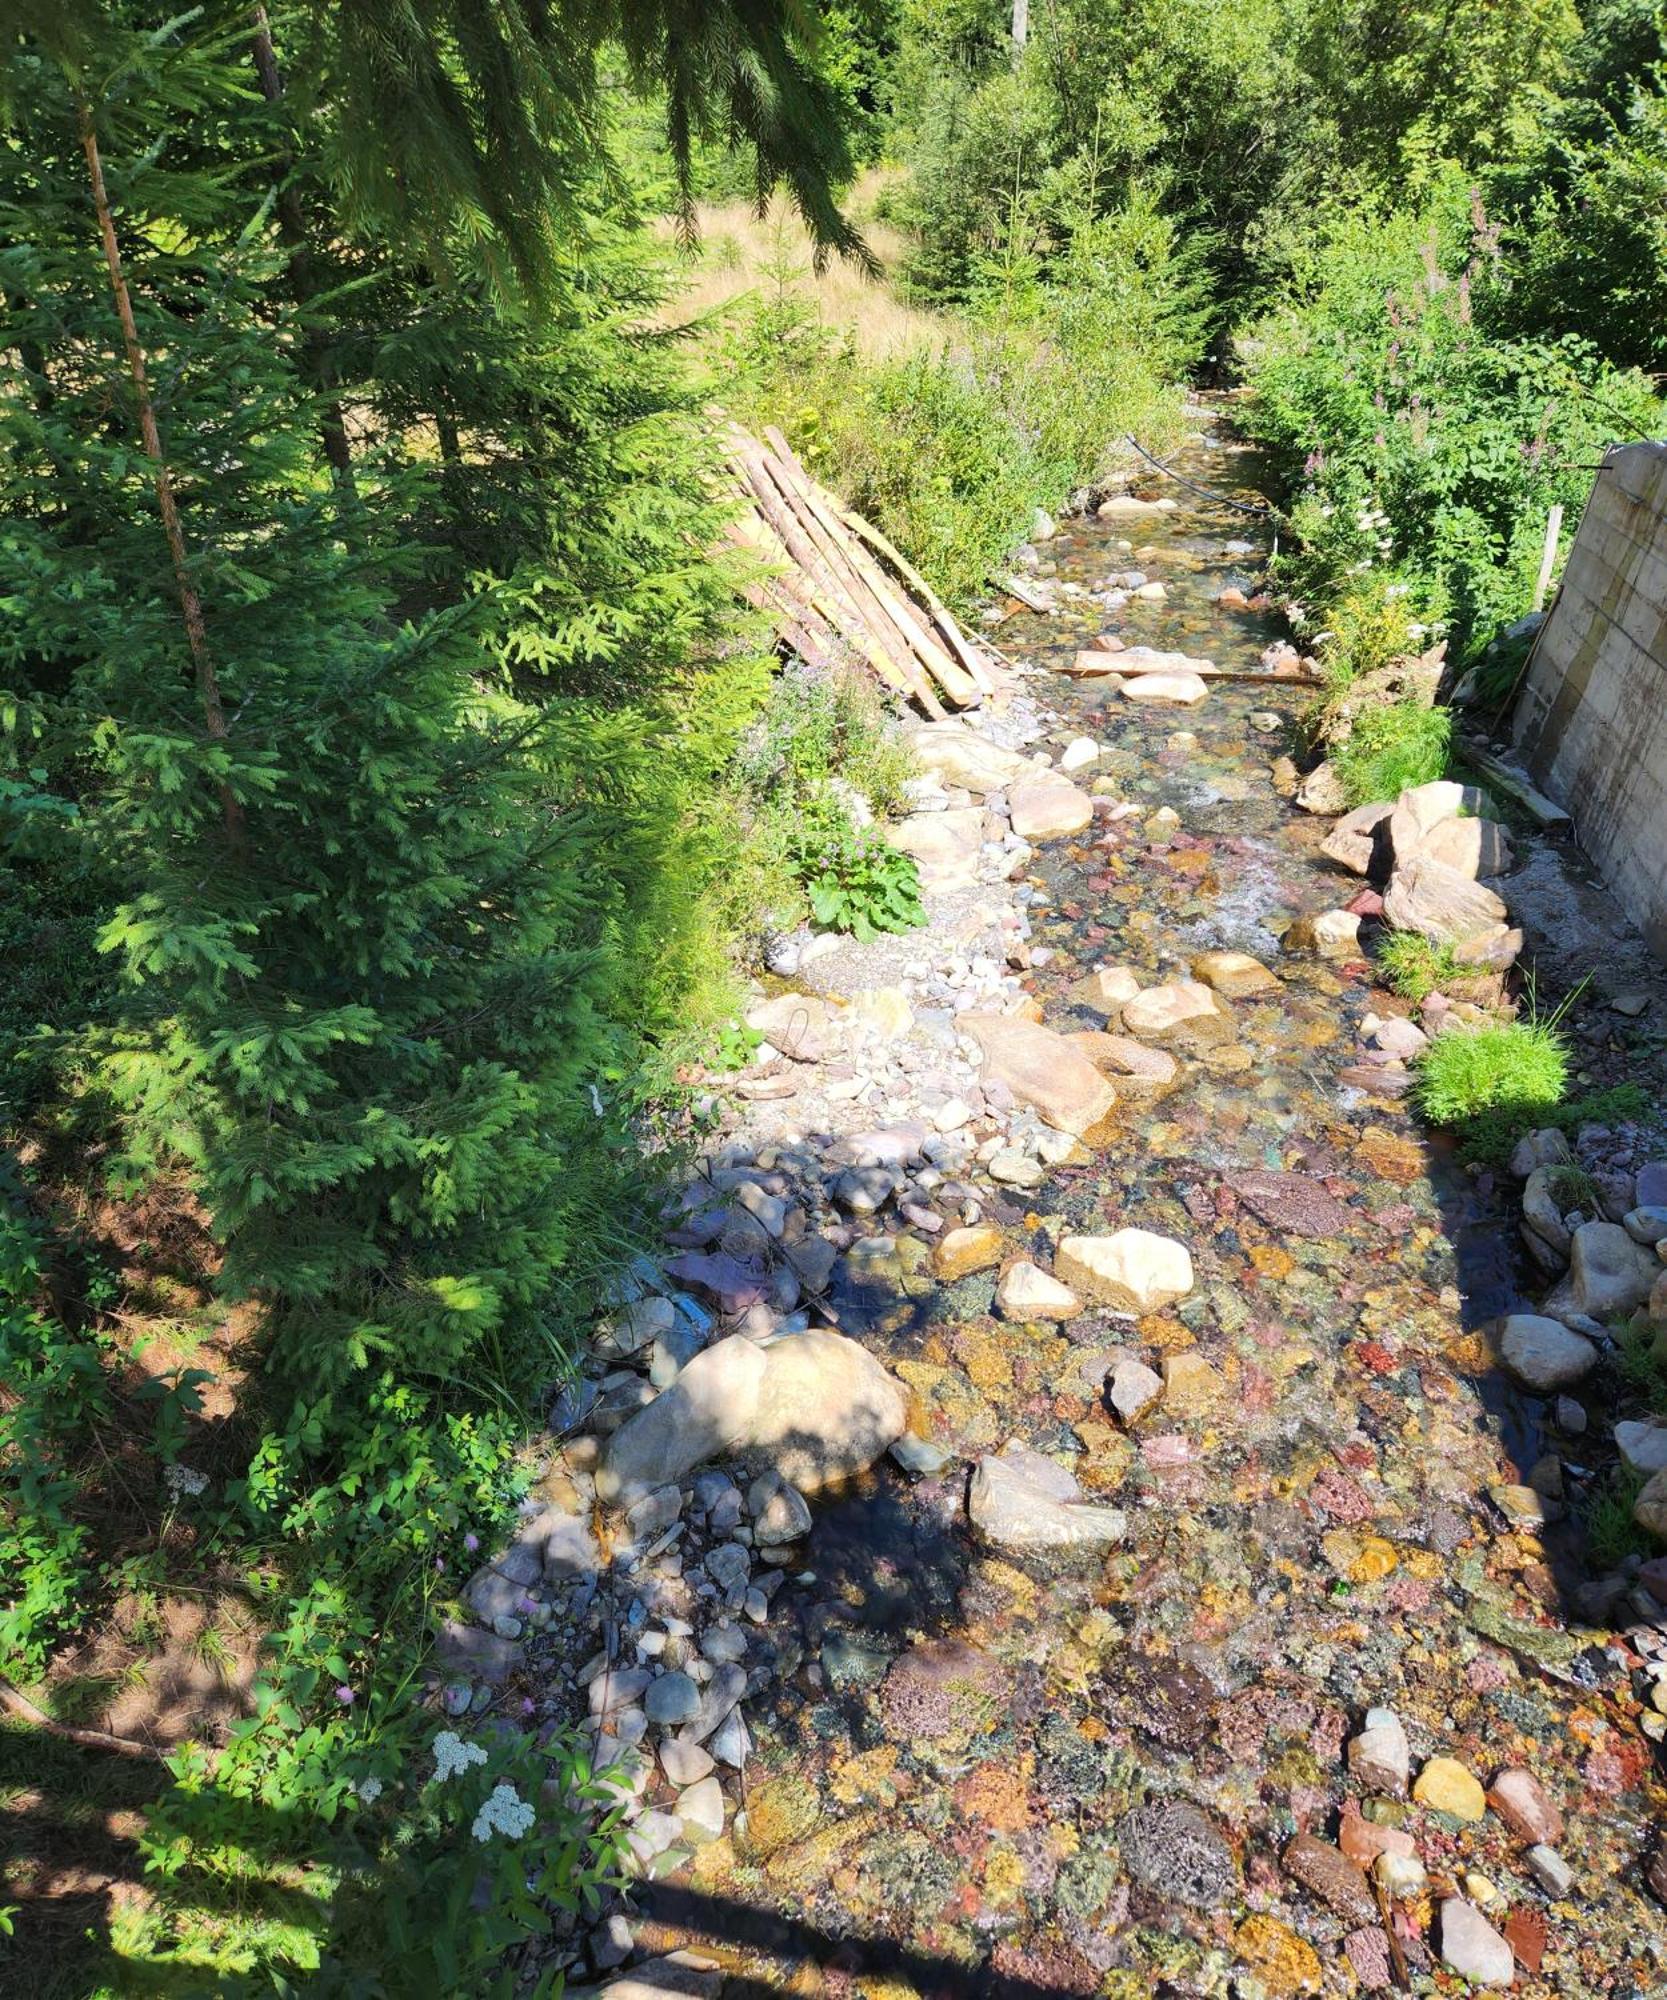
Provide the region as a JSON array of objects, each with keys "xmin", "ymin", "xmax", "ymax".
[{"xmin": 2, "ymin": 0, "xmax": 1664, "ymax": 1987}]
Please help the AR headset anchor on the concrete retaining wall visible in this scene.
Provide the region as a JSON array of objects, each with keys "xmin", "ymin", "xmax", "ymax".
[{"xmin": 1512, "ymin": 441, "xmax": 1667, "ymax": 957}]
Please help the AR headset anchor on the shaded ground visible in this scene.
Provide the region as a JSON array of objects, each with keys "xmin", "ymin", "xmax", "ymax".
[{"xmin": 620, "ymin": 409, "xmax": 1667, "ymax": 1994}]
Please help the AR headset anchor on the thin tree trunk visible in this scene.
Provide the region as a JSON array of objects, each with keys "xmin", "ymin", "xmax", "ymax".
[
  {"xmin": 249, "ymin": 5, "xmax": 357, "ymax": 492},
  {"xmin": 77, "ymin": 93, "xmax": 244, "ymax": 846}
]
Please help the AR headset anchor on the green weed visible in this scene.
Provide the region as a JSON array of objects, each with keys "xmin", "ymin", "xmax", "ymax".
[
  {"xmin": 1374, "ymin": 932, "xmax": 1463, "ymax": 1003},
  {"xmin": 1584, "ymin": 1466, "xmax": 1652, "ymax": 1569},
  {"xmin": 1414, "ymin": 1018, "xmax": 1569, "ymax": 1126},
  {"xmin": 1332, "ymin": 701, "xmax": 1453, "ymax": 807}
]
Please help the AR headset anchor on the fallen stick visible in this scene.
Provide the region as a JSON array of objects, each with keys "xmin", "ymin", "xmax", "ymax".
[
  {"xmin": 1, "ymin": 1676, "xmax": 165, "ymax": 1761},
  {"xmin": 999, "ymin": 574, "xmax": 1054, "ymax": 613}
]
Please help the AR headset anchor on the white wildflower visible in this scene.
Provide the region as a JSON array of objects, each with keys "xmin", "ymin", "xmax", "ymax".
[
  {"xmin": 165, "ymin": 1463, "xmax": 209, "ymax": 1499},
  {"xmin": 432, "ymin": 1729, "xmax": 488, "ymax": 1783},
  {"xmin": 471, "ymin": 1782, "xmax": 535, "ymax": 1843},
  {"xmin": 356, "ymin": 1774, "xmax": 384, "ymax": 1803}
]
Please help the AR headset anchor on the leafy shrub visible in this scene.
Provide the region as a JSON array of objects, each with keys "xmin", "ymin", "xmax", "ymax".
[
  {"xmin": 1332, "ymin": 701, "xmax": 1453, "ymax": 807},
  {"xmin": 1414, "ymin": 1018, "xmax": 1569, "ymax": 1126},
  {"xmin": 791, "ymin": 796, "xmax": 925, "ymax": 940},
  {"xmin": 1374, "ymin": 932, "xmax": 1463, "ymax": 1003}
]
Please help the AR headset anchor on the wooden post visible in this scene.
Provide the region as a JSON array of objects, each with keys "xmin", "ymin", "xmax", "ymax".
[
  {"xmin": 1532, "ymin": 503, "xmax": 1564, "ymax": 613},
  {"xmin": 1012, "ymin": 0, "xmax": 1030, "ymax": 53}
]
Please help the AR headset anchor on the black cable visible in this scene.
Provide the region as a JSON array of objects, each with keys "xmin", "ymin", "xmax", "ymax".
[{"xmin": 1122, "ymin": 432, "xmax": 1285, "ymax": 521}]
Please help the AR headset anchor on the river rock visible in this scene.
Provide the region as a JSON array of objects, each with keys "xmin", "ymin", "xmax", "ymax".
[
  {"xmin": 1069, "ymin": 965, "xmax": 1143, "ymax": 1017},
  {"xmin": 1414, "ymin": 1755, "xmax": 1487, "ymax": 1820},
  {"xmin": 736, "ymin": 1330, "xmax": 908, "ymax": 1491},
  {"xmin": 1283, "ymin": 908, "xmax": 1361, "ymax": 958},
  {"xmin": 598, "ymin": 1337, "xmax": 769, "ymax": 1503},
  {"xmin": 1056, "ymin": 1229, "xmax": 1194, "ymax": 1312},
  {"xmin": 1321, "ymin": 800, "xmax": 1394, "ymax": 875},
  {"xmin": 1634, "ymin": 1465, "xmax": 1667, "ymax": 1541},
  {"xmin": 1512, "ymin": 1128, "xmax": 1573, "ymax": 1177},
  {"xmin": 1067, "ymin": 1032, "xmax": 1181, "ymax": 1095},
  {"xmin": 1521, "ymin": 1167, "xmax": 1574, "ymax": 1267},
  {"xmin": 1121, "ymin": 978, "xmax": 1231, "ymax": 1045},
  {"xmin": 995, "ymin": 1261, "xmax": 1083, "ymax": 1322},
  {"xmin": 932, "ymin": 1224, "xmax": 1004, "ymax": 1280},
  {"xmin": 1348, "ymin": 1708, "xmax": 1410, "ymax": 1795},
  {"xmin": 1118, "ymin": 1800, "xmax": 1239, "ymax": 1909},
  {"xmin": 1487, "ymin": 1768, "xmax": 1564, "ymax": 1845},
  {"xmin": 1296, "ymin": 761, "xmax": 1348, "ymax": 814},
  {"xmin": 1498, "ymin": 1314, "xmax": 1597, "ymax": 1391},
  {"xmin": 963, "ymin": 1013, "xmax": 1117, "ymax": 1137},
  {"xmin": 1418, "ymin": 813, "xmax": 1516, "ymax": 879},
  {"xmin": 1382, "ymin": 857, "xmax": 1508, "ymax": 946},
  {"xmin": 1109, "ymin": 1356, "xmax": 1164, "ymax": 1423},
  {"xmin": 644, "ymin": 1671, "xmax": 701, "ymax": 1727},
  {"xmin": 906, "ymin": 721, "xmax": 1032, "ymax": 795},
  {"xmin": 1438, "ymin": 1898, "xmax": 1515, "ymax": 1986},
  {"xmin": 1617, "ymin": 1421, "xmax": 1667, "ymax": 1476},
  {"xmin": 1009, "ymin": 770, "xmax": 1094, "ymax": 840},
  {"xmin": 1230, "ymin": 1169, "xmax": 1352, "ymax": 1238},
  {"xmin": 887, "ymin": 807, "xmax": 988, "ymax": 892},
  {"xmin": 1282, "ymin": 1833, "xmax": 1378, "ymax": 1927},
  {"xmin": 748, "ymin": 1471, "xmax": 812, "ymax": 1544},
  {"xmin": 968, "ymin": 1444, "xmax": 1127, "ymax": 1552},
  {"xmin": 1626, "ymin": 1206, "xmax": 1667, "ymax": 1247},
  {"xmin": 1121, "ymin": 670, "xmax": 1209, "ymax": 706},
  {"xmin": 1059, "ymin": 735, "xmax": 1100, "ymax": 771},
  {"xmin": 1190, "ymin": 949, "xmax": 1282, "ymax": 999},
  {"xmin": 1544, "ymin": 1221, "xmax": 1660, "ymax": 1319},
  {"xmin": 744, "ymin": 990, "xmax": 849, "ymax": 1063}
]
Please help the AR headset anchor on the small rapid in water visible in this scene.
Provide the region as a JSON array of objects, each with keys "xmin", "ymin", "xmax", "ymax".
[{"xmin": 623, "ymin": 404, "xmax": 1667, "ymax": 1998}]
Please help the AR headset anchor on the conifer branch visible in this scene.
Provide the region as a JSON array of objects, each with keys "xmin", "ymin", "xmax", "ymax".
[{"xmin": 76, "ymin": 87, "xmax": 245, "ymax": 848}]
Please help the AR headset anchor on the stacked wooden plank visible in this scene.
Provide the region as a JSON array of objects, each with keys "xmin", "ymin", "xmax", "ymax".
[{"xmin": 723, "ymin": 424, "xmax": 1003, "ymax": 716}]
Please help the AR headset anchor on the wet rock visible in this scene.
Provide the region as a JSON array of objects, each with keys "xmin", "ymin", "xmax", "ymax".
[
  {"xmin": 889, "ymin": 1433, "xmax": 954, "ymax": 1476},
  {"xmin": 1283, "ymin": 908, "xmax": 1361, "ymax": 958},
  {"xmin": 880, "ymin": 1639, "xmax": 1008, "ymax": 1742},
  {"xmin": 1109, "ymin": 1356, "xmax": 1164, "ymax": 1424},
  {"xmin": 1121, "ymin": 978, "xmax": 1231, "ymax": 1045},
  {"xmin": 931, "ymin": 1223, "xmax": 1004, "ymax": 1280},
  {"xmin": 1348, "ymin": 1707, "xmax": 1410, "ymax": 1796},
  {"xmin": 1488, "ymin": 1768, "xmax": 1564, "ymax": 1845},
  {"xmin": 597, "ymin": 1953, "xmax": 723, "ymax": 1997},
  {"xmin": 1118, "ymin": 1800, "xmax": 1239, "ymax": 1909},
  {"xmin": 1056, "ymin": 1228, "xmax": 1194, "ymax": 1312},
  {"xmin": 1438, "ymin": 1897, "xmax": 1515, "ymax": 1985},
  {"xmin": 968, "ymin": 1443, "xmax": 1128, "ymax": 1552},
  {"xmin": 1545, "ymin": 1220, "xmax": 1661, "ymax": 1319},
  {"xmin": 1413, "ymin": 1755, "xmax": 1487, "ymax": 1820},
  {"xmin": 1067, "ymin": 1032, "xmax": 1180, "ymax": 1094},
  {"xmin": 1122, "ymin": 670, "xmax": 1209, "ymax": 705},
  {"xmin": 1009, "ymin": 770, "xmax": 1094, "ymax": 840},
  {"xmin": 1233, "ymin": 1914, "xmax": 1323, "ymax": 1996},
  {"xmin": 1283, "ymin": 1832, "xmax": 1378, "ymax": 1928},
  {"xmin": 1340, "ymin": 1800, "xmax": 1415, "ymax": 1866},
  {"xmin": 1526, "ymin": 1844, "xmax": 1574, "ymax": 1898},
  {"xmin": 597, "ymin": 1337, "xmax": 769, "ymax": 1504},
  {"xmin": 988, "ymin": 1149, "xmax": 1046, "ymax": 1187},
  {"xmin": 1229, "ymin": 1169, "xmax": 1351, "ymax": 1239},
  {"xmin": 1161, "ymin": 1350, "xmax": 1222, "ymax": 1413},
  {"xmin": 963, "ymin": 1012, "xmax": 1117, "ymax": 1137},
  {"xmin": 1190, "ymin": 948, "xmax": 1282, "ymax": 999},
  {"xmin": 1382, "ymin": 857, "xmax": 1508, "ymax": 946},
  {"xmin": 1068, "ymin": 964, "xmax": 1142, "ymax": 1017},
  {"xmin": 995, "ymin": 1261, "xmax": 1083, "ymax": 1322},
  {"xmin": 1498, "ymin": 1313, "xmax": 1597, "ymax": 1390}
]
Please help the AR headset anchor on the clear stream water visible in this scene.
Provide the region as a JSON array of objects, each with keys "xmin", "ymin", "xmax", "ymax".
[{"xmin": 634, "ymin": 407, "xmax": 1667, "ymax": 1997}]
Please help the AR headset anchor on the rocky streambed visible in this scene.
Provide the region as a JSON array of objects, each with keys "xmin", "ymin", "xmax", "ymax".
[{"xmin": 463, "ymin": 406, "xmax": 1667, "ymax": 1995}]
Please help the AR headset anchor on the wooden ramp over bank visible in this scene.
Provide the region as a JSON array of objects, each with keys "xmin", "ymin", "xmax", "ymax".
[{"xmin": 723, "ymin": 424, "xmax": 1005, "ymax": 716}]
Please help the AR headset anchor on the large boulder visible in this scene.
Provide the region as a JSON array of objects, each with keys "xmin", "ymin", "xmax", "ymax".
[
  {"xmin": 1320, "ymin": 800, "xmax": 1394, "ymax": 876},
  {"xmin": 1419, "ymin": 814, "xmax": 1515, "ymax": 880},
  {"xmin": 963, "ymin": 1013, "xmax": 1117, "ymax": 1138},
  {"xmin": 1498, "ymin": 1313, "xmax": 1597, "ymax": 1391},
  {"xmin": 1382, "ymin": 857, "xmax": 1508, "ymax": 947},
  {"xmin": 1055, "ymin": 1229, "xmax": 1194, "ymax": 1312},
  {"xmin": 968, "ymin": 1442, "xmax": 1127, "ymax": 1552},
  {"xmin": 906, "ymin": 721, "xmax": 1032, "ymax": 795},
  {"xmin": 597, "ymin": 1336, "xmax": 770, "ymax": 1503},
  {"xmin": 1008, "ymin": 770, "xmax": 1094, "ymax": 840},
  {"xmin": 887, "ymin": 807, "xmax": 989, "ymax": 892},
  {"xmin": 738, "ymin": 1329, "xmax": 908, "ymax": 1492},
  {"xmin": 1543, "ymin": 1221, "xmax": 1661, "ymax": 1320}
]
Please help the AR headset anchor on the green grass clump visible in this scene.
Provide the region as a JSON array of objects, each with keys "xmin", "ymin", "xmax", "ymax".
[
  {"xmin": 1332, "ymin": 699, "xmax": 1452, "ymax": 807},
  {"xmin": 1458, "ymin": 1079, "xmax": 1653, "ymax": 1169},
  {"xmin": 1413, "ymin": 1018, "xmax": 1568, "ymax": 1126},
  {"xmin": 1584, "ymin": 1465, "xmax": 1652, "ymax": 1570},
  {"xmin": 1374, "ymin": 931, "xmax": 1463, "ymax": 1003}
]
